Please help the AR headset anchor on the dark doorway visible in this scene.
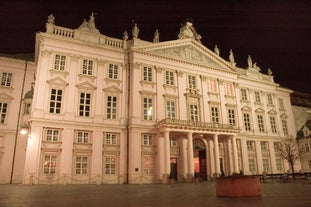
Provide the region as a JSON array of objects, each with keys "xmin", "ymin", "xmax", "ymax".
[
  {"xmin": 199, "ymin": 150, "xmax": 207, "ymax": 180},
  {"xmin": 170, "ymin": 157, "xmax": 177, "ymax": 181},
  {"xmin": 193, "ymin": 138, "xmax": 208, "ymax": 181}
]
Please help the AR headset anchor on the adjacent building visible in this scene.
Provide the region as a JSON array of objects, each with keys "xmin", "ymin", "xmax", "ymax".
[{"xmin": 0, "ymin": 14, "xmax": 300, "ymax": 184}]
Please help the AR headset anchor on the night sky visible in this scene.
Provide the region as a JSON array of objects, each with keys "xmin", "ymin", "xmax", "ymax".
[{"xmin": 1, "ymin": 0, "xmax": 310, "ymax": 93}]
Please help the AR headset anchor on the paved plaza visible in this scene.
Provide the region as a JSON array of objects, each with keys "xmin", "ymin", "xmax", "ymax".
[{"xmin": 1, "ymin": 182, "xmax": 311, "ymax": 207}]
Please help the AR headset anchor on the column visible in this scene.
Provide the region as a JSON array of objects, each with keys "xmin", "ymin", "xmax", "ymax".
[
  {"xmin": 213, "ymin": 134, "xmax": 220, "ymax": 177},
  {"xmin": 255, "ymin": 141, "xmax": 263, "ymax": 174},
  {"xmin": 91, "ymin": 130, "xmax": 103, "ymax": 184},
  {"xmin": 187, "ymin": 132, "xmax": 194, "ymax": 181},
  {"xmin": 157, "ymin": 135, "xmax": 165, "ymax": 183},
  {"xmin": 226, "ymin": 139, "xmax": 233, "ymax": 175},
  {"xmin": 164, "ymin": 130, "xmax": 171, "ymax": 181},
  {"xmin": 181, "ymin": 137, "xmax": 188, "ymax": 181},
  {"xmin": 240, "ymin": 138, "xmax": 249, "ymax": 174},
  {"xmin": 232, "ymin": 135, "xmax": 239, "ymax": 173},
  {"xmin": 269, "ymin": 141, "xmax": 277, "ymax": 173},
  {"xmin": 208, "ymin": 139, "xmax": 215, "ymax": 179}
]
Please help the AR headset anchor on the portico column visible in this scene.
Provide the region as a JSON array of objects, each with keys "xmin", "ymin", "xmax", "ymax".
[
  {"xmin": 213, "ymin": 134, "xmax": 220, "ymax": 177},
  {"xmin": 226, "ymin": 139, "xmax": 233, "ymax": 175},
  {"xmin": 269, "ymin": 141, "xmax": 277, "ymax": 173},
  {"xmin": 187, "ymin": 132, "xmax": 194, "ymax": 181},
  {"xmin": 232, "ymin": 135, "xmax": 239, "ymax": 173},
  {"xmin": 164, "ymin": 130, "xmax": 171, "ymax": 177},
  {"xmin": 208, "ymin": 139, "xmax": 215, "ymax": 179}
]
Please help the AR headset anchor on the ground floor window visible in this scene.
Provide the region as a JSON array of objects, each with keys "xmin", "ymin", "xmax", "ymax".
[
  {"xmin": 276, "ymin": 158, "xmax": 283, "ymax": 172},
  {"xmin": 75, "ymin": 156, "xmax": 88, "ymax": 175},
  {"xmin": 262, "ymin": 158, "xmax": 270, "ymax": 172},
  {"xmin": 105, "ymin": 157, "xmax": 116, "ymax": 175},
  {"xmin": 43, "ymin": 154, "xmax": 57, "ymax": 174},
  {"xmin": 248, "ymin": 158, "xmax": 257, "ymax": 172},
  {"xmin": 143, "ymin": 156, "xmax": 154, "ymax": 175}
]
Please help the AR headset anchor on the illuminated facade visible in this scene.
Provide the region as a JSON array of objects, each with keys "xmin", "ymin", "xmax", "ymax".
[{"xmin": 0, "ymin": 14, "xmax": 299, "ymax": 184}]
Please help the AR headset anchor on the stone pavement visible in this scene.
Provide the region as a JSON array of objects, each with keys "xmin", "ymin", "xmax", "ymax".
[{"xmin": 1, "ymin": 182, "xmax": 311, "ymax": 207}]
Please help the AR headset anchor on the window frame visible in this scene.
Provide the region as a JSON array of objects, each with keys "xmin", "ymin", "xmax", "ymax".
[{"xmin": 1, "ymin": 72, "xmax": 13, "ymax": 87}]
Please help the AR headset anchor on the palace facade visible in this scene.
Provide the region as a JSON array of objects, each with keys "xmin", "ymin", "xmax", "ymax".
[{"xmin": 0, "ymin": 14, "xmax": 300, "ymax": 184}]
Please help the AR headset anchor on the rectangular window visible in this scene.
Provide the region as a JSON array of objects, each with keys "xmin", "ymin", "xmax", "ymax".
[
  {"xmin": 105, "ymin": 157, "xmax": 116, "ymax": 174},
  {"xmin": 75, "ymin": 156, "xmax": 88, "ymax": 175},
  {"xmin": 279, "ymin": 98, "xmax": 284, "ymax": 109},
  {"xmin": 165, "ymin": 70, "xmax": 174, "ymax": 85},
  {"xmin": 257, "ymin": 115, "xmax": 265, "ymax": 132},
  {"xmin": 247, "ymin": 141, "xmax": 255, "ymax": 150},
  {"xmin": 169, "ymin": 138, "xmax": 177, "ymax": 147},
  {"xmin": 267, "ymin": 94, "xmax": 273, "ymax": 105},
  {"xmin": 240, "ymin": 88, "xmax": 248, "ymax": 101},
  {"xmin": 79, "ymin": 92, "xmax": 91, "ymax": 117},
  {"xmin": 276, "ymin": 158, "xmax": 283, "ymax": 171},
  {"xmin": 254, "ymin": 91, "xmax": 261, "ymax": 103},
  {"xmin": 108, "ymin": 64, "xmax": 119, "ymax": 80},
  {"xmin": 107, "ymin": 95, "xmax": 117, "ymax": 119},
  {"xmin": 211, "ymin": 106, "xmax": 219, "ymax": 124},
  {"xmin": 188, "ymin": 75, "xmax": 196, "ymax": 89},
  {"xmin": 281, "ymin": 119, "xmax": 289, "ymax": 135},
  {"xmin": 190, "ymin": 104, "xmax": 199, "ymax": 122},
  {"xmin": 305, "ymin": 143, "xmax": 310, "ymax": 152},
  {"xmin": 262, "ymin": 158, "xmax": 270, "ymax": 171},
  {"xmin": 143, "ymin": 156, "xmax": 154, "ymax": 174},
  {"xmin": 166, "ymin": 99, "xmax": 176, "ymax": 119},
  {"xmin": 1, "ymin": 72, "xmax": 12, "ymax": 87},
  {"xmin": 82, "ymin": 59, "xmax": 93, "ymax": 75},
  {"xmin": 143, "ymin": 97, "xmax": 153, "ymax": 120},
  {"xmin": 45, "ymin": 129, "xmax": 60, "ymax": 142},
  {"xmin": 308, "ymin": 160, "xmax": 311, "ymax": 170},
  {"xmin": 54, "ymin": 54, "xmax": 66, "ymax": 71},
  {"xmin": 209, "ymin": 79, "xmax": 217, "ymax": 93},
  {"xmin": 43, "ymin": 154, "xmax": 57, "ymax": 174},
  {"xmin": 274, "ymin": 142, "xmax": 282, "ymax": 152},
  {"xmin": 105, "ymin": 133, "xmax": 117, "ymax": 145},
  {"xmin": 243, "ymin": 113, "xmax": 251, "ymax": 131},
  {"xmin": 261, "ymin": 141, "xmax": 268, "ymax": 151},
  {"xmin": 143, "ymin": 66, "xmax": 153, "ymax": 82},
  {"xmin": 49, "ymin": 88, "xmax": 62, "ymax": 114},
  {"xmin": 76, "ymin": 131, "xmax": 89, "ymax": 143},
  {"xmin": 248, "ymin": 158, "xmax": 256, "ymax": 172},
  {"xmin": 225, "ymin": 83, "xmax": 233, "ymax": 96},
  {"xmin": 0, "ymin": 102, "xmax": 8, "ymax": 124},
  {"xmin": 142, "ymin": 134, "xmax": 153, "ymax": 146},
  {"xmin": 228, "ymin": 109, "xmax": 235, "ymax": 125},
  {"xmin": 270, "ymin": 116, "xmax": 277, "ymax": 133}
]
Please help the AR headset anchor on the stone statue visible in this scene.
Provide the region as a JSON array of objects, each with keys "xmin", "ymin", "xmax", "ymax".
[
  {"xmin": 247, "ymin": 55, "xmax": 252, "ymax": 68},
  {"xmin": 267, "ymin": 68, "xmax": 273, "ymax": 75},
  {"xmin": 229, "ymin": 49, "xmax": 235, "ymax": 64},
  {"xmin": 123, "ymin": 31, "xmax": 129, "ymax": 41},
  {"xmin": 214, "ymin": 45, "xmax": 220, "ymax": 56},
  {"xmin": 132, "ymin": 23, "xmax": 139, "ymax": 38},
  {"xmin": 47, "ymin": 14, "xmax": 55, "ymax": 24},
  {"xmin": 88, "ymin": 12, "xmax": 96, "ymax": 29},
  {"xmin": 178, "ymin": 20, "xmax": 202, "ymax": 43},
  {"xmin": 153, "ymin": 29, "xmax": 160, "ymax": 43},
  {"xmin": 77, "ymin": 12, "xmax": 100, "ymax": 34},
  {"xmin": 78, "ymin": 19, "xmax": 88, "ymax": 30},
  {"xmin": 253, "ymin": 62, "xmax": 261, "ymax": 71}
]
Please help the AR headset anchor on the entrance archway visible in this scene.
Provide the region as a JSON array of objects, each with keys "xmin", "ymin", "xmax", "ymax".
[{"xmin": 193, "ymin": 138, "xmax": 207, "ymax": 180}]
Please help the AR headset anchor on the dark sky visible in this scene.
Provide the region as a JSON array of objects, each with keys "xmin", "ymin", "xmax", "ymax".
[{"xmin": 1, "ymin": 0, "xmax": 310, "ymax": 93}]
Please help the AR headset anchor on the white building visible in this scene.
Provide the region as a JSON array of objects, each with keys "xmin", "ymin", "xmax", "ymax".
[{"xmin": 0, "ymin": 14, "xmax": 299, "ymax": 184}]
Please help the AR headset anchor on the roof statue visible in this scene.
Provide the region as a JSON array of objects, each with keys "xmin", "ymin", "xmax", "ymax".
[
  {"xmin": 267, "ymin": 68, "xmax": 273, "ymax": 75},
  {"xmin": 253, "ymin": 62, "xmax": 261, "ymax": 71},
  {"xmin": 77, "ymin": 12, "xmax": 100, "ymax": 34},
  {"xmin": 229, "ymin": 49, "xmax": 236, "ymax": 66},
  {"xmin": 153, "ymin": 29, "xmax": 160, "ymax": 43},
  {"xmin": 178, "ymin": 20, "xmax": 202, "ymax": 43},
  {"xmin": 214, "ymin": 45, "xmax": 220, "ymax": 56},
  {"xmin": 247, "ymin": 55, "xmax": 253, "ymax": 69},
  {"xmin": 123, "ymin": 31, "xmax": 129, "ymax": 41},
  {"xmin": 47, "ymin": 14, "xmax": 55, "ymax": 24},
  {"xmin": 132, "ymin": 23, "xmax": 139, "ymax": 38}
]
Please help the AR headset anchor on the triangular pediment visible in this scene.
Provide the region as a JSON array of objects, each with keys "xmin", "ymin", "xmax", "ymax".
[
  {"xmin": 46, "ymin": 77, "xmax": 69, "ymax": 87},
  {"xmin": 76, "ymin": 81, "xmax": 97, "ymax": 90},
  {"xmin": 103, "ymin": 85, "xmax": 123, "ymax": 94},
  {"xmin": 132, "ymin": 38, "xmax": 236, "ymax": 72}
]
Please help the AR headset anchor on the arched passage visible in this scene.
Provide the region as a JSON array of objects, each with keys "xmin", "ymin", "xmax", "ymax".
[{"xmin": 193, "ymin": 138, "xmax": 207, "ymax": 180}]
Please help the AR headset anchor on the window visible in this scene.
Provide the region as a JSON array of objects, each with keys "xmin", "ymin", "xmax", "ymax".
[
  {"xmin": 43, "ymin": 154, "xmax": 57, "ymax": 174},
  {"xmin": 281, "ymin": 119, "xmax": 289, "ymax": 135},
  {"xmin": 270, "ymin": 116, "xmax": 277, "ymax": 133},
  {"xmin": 108, "ymin": 64, "xmax": 119, "ymax": 80},
  {"xmin": 107, "ymin": 95, "xmax": 117, "ymax": 119},
  {"xmin": 276, "ymin": 158, "xmax": 283, "ymax": 171},
  {"xmin": 308, "ymin": 160, "xmax": 311, "ymax": 170},
  {"xmin": 1, "ymin": 72, "xmax": 12, "ymax": 87},
  {"xmin": 273, "ymin": 142, "xmax": 282, "ymax": 152},
  {"xmin": 228, "ymin": 108, "xmax": 235, "ymax": 125},
  {"xmin": 0, "ymin": 102, "xmax": 8, "ymax": 124},
  {"xmin": 143, "ymin": 97, "xmax": 153, "ymax": 120},
  {"xmin": 188, "ymin": 75, "xmax": 196, "ymax": 89},
  {"xmin": 143, "ymin": 156, "xmax": 154, "ymax": 174},
  {"xmin": 143, "ymin": 66, "xmax": 153, "ymax": 82},
  {"xmin": 243, "ymin": 113, "xmax": 251, "ymax": 131},
  {"xmin": 166, "ymin": 99, "xmax": 176, "ymax": 119},
  {"xmin": 45, "ymin": 128, "xmax": 60, "ymax": 142},
  {"xmin": 190, "ymin": 104, "xmax": 199, "ymax": 122},
  {"xmin": 279, "ymin": 98, "xmax": 284, "ymax": 109},
  {"xmin": 24, "ymin": 103, "xmax": 31, "ymax": 114},
  {"xmin": 142, "ymin": 134, "xmax": 153, "ymax": 146},
  {"xmin": 169, "ymin": 138, "xmax": 177, "ymax": 147},
  {"xmin": 225, "ymin": 82, "xmax": 233, "ymax": 96},
  {"xmin": 262, "ymin": 158, "xmax": 270, "ymax": 171},
  {"xmin": 105, "ymin": 133, "xmax": 117, "ymax": 145},
  {"xmin": 75, "ymin": 156, "xmax": 88, "ymax": 175},
  {"xmin": 209, "ymin": 79, "xmax": 217, "ymax": 93},
  {"xmin": 305, "ymin": 143, "xmax": 310, "ymax": 152},
  {"xmin": 76, "ymin": 131, "xmax": 90, "ymax": 143},
  {"xmin": 105, "ymin": 157, "xmax": 116, "ymax": 174},
  {"xmin": 165, "ymin": 70, "xmax": 174, "ymax": 85},
  {"xmin": 248, "ymin": 158, "xmax": 256, "ymax": 172},
  {"xmin": 240, "ymin": 88, "xmax": 248, "ymax": 101},
  {"xmin": 211, "ymin": 106, "xmax": 219, "ymax": 124},
  {"xmin": 254, "ymin": 91, "xmax": 261, "ymax": 103},
  {"xmin": 82, "ymin": 59, "xmax": 93, "ymax": 75},
  {"xmin": 267, "ymin": 94, "xmax": 273, "ymax": 105},
  {"xmin": 79, "ymin": 92, "xmax": 91, "ymax": 117},
  {"xmin": 261, "ymin": 141, "xmax": 268, "ymax": 151},
  {"xmin": 257, "ymin": 115, "xmax": 265, "ymax": 132},
  {"xmin": 54, "ymin": 54, "xmax": 66, "ymax": 71},
  {"xmin": 247, "ymin": 141, "xmax": 255, "ymax": 150},
  {"xmin": 49, "ymin": 88, "xmax": 62, "ymax": 114}
]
